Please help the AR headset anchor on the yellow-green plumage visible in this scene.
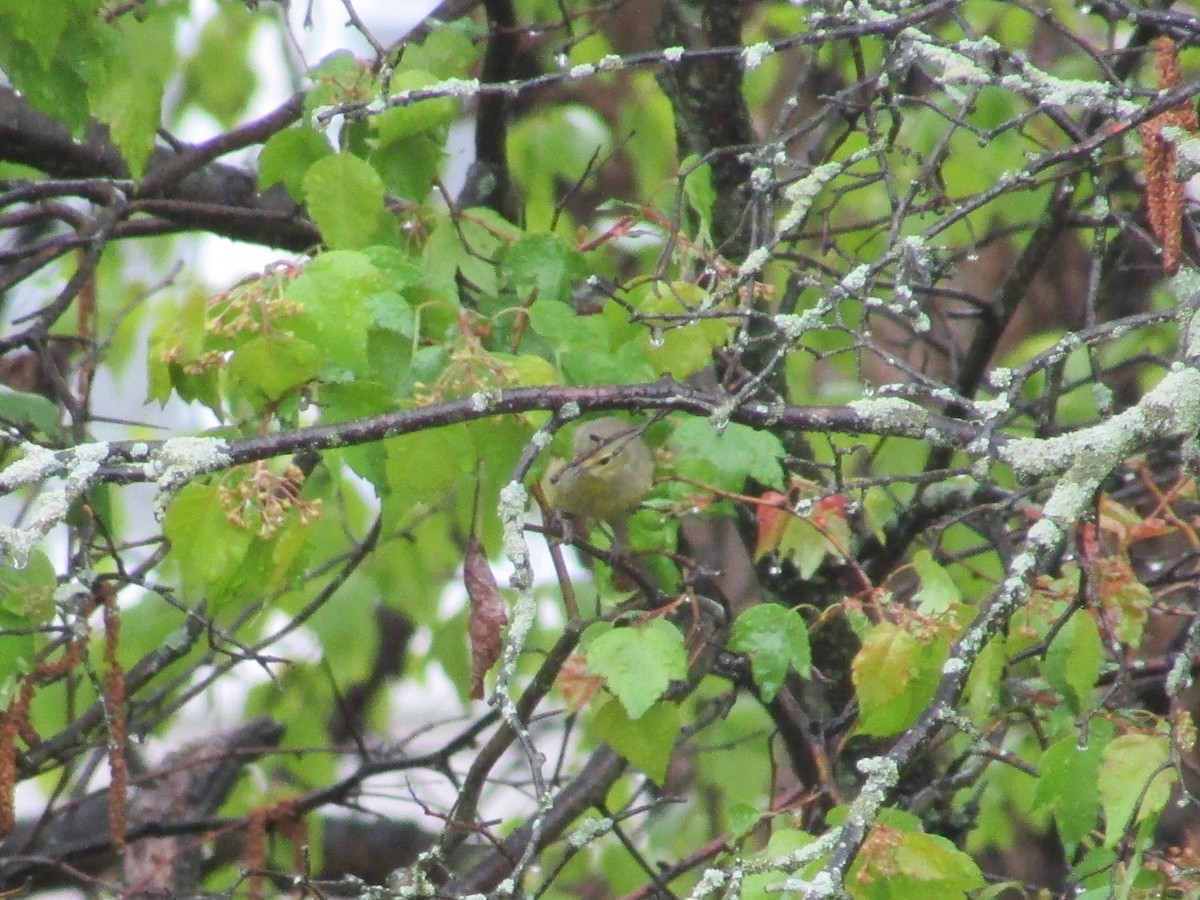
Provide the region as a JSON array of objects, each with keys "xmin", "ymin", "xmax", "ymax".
[{"xmin": 543, "ymin": 418, "xmax": 653, "ymax": 522}]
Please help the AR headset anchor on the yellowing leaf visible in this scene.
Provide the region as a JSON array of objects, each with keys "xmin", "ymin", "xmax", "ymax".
[
  {"xmin": 1098, "ymin": 733, "xmax": 1175, "ymax": 846},
  {"xmin": 853, "ymin": 622, "xmax": 945, "ymax": 736},
  {"xmin": 856, "ymin": 827, "xmax": 985, "ymax": 894}
]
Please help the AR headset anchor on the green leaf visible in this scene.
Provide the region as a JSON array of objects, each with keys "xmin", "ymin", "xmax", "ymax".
[
  {"xmin": 162, "ymin": 482, "xmax": 253, "ymax": 604},
  {"xmin": 181, "ymin": 4, "xmax": 256, "ymax": 125},
  {"xmin": 303, "ymin": 50, "xmax": 374, "ymax": 118},
  {"xmin": 1044, "ymin": 610, "xmax": 1103, "ymax": 714},
  {"xmin": 0, "ymin": 549, "xmax": 56, "ymax": 622},
  {"xmin": 374, "ymin": 70, "xmax": 458, "ymax": 142},
  {"xmin": 146, "ymin": 288, "xmax": 219, "ymax": 409},
  {"xmin": 284, "ymin": 251, "xmax": 382, "ymax": 377},
  {"xmin": 420, "ymin": 207, "xmax": 518, "ymax": 302},
  {"xmin": 508, "ymin": 104, "xmax": 613, "ymax": 218},
  {"xmin": 370, "ymin": 132, "xmax": 444, "ymax": 202},
  {"xmin": 527, "ymin": 300, "xmax": 590, "ymax": 355},
  {"xmin": 383, "ymin": 424, "xmax": 474, "ymax": 508},
  {"xmin": 505, "ymin": 233, "xmax": 588, "ymax": 306},
  {"xmin": 302, "ymin": 153, "xmax": 387, "ymax": 250},
  {"xmin": 259, "ymin": 127, "xmax": 332, "ymax": 200},
  {"xmin": 635, "ymin": 281, "xmax": 730, "ymax": 379},
  {"xmin": 670, "ymin": 418, "xmax": 784, "ymax": 491},
  {"xmin": 729, "ymin": 604, "xmax": 811, "ymax": 701},
  {"xmin": 401, "ymin": 22, "xmax": 477, "ymax": 77},
  {"xmin": 88, "ymin": 12, "xmax": 175, "ymax": 178},
  {"xmin": 227, "ymin": 334, "xmax": 324, "ymax": 403},
  {"xmin": 681, "ymin": 155, "xmax": 715, "ymax": 247},
  {"xmin": 1033, "ymin": 726, "xmax": 1108, "ymax": 852},
  {"xmin": 592, "ymin": 698, "xmax": 680, "ymax": 783},
  {"xmin": 727, "ymin": 802, "xmax": 761, "ymax": 839},
  {"xmin": 963, "ymin": 636, "xmax": 1004, "ymax": 725},
  {"xmin": 911, "ymin": 549, "xmax": 960, "ymax": 615},
  {"xmin": 0, "ymin": 0, "xmax": 75, "ymax": 67},
  {"xmin": 774, "ymin": 514, "xmax": 844, "ymax": 580},
  {"xmin": 741, "ymin": 828, "xmax": 819, "ymax": 900},
  {"xmin": 586, "ymin": 618, "xmax": 688, "ymax": 719},
  {"xmin": 1098, "ymin": 732, "xmax": 1175, "ymax": 846},
  {"xmin": 0, "ymin": 9, "xmax": 112, "ymax": 133},
  {"xmin": 0, "ymin": 385, "xmax": 63, "ymax": 439},
  {"xmin": 852, "ymin": 622, "xmax": 946, "ymax": 737}
]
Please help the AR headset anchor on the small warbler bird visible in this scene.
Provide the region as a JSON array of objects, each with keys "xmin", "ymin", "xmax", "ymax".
[{"xmin": 543, "ymin": 417, "xmax": 654, "ymax": 523}]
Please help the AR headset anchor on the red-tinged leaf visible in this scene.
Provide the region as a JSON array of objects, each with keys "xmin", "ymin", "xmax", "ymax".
[
  {"xmin": 465, "ymin": 535, "xmax": 506, "ymax": 700},
  {"xmin": 754, "ymin": 491, "xmax": 791, "ymax": 561},
  {"xmin": 1079, "ymin": 522, "xmax": 1101, "ymax": 562},
  {"xmin": 812, "ymin": 494, "xmax": 848, "ymax": 522},
  {"xmin": 557, "ymin": 652, "xmax": 603, "ymax": 711},
  {"xmin": 852, "ymin": 622, "xmax": 946, "ymax": 736}
]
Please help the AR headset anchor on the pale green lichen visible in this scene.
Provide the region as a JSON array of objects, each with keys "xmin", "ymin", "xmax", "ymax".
[
  {"xmin": 839, "ymin": 263, "xmax": 870, "ymax": 293},
  {"xmin": 903, "ymin": 30, "xmax": 994, "ymax": 86},
  {"xmin": 1165, "ymin": 128, "xmax": 1200, "ymax": 179},
  {"xmin": 742, "ymin": 42, "xmax": 773, "ymax": 69},
  {"xmin": 378, "ymin": 78, "xmax": 482, "ymax": 118},
  {"xmin": 1000, "ymin": 65, "xmax": 1137, "ymax": 116},
  {"xmin": 67, "ymin": 442, "xmax": 108, "ymax": 491},
  {"xmin": 498, "ymin": 481, "xmax": 530, "ymax": 577},
  {"xmin": 775, "ymin": 309, "xmax": 825, "ymax": 340},
  {"xmin": 847, "ymin": 397, "xmax": 930, "ymax": 438},
  {"xmin": 768, "ymin": 751, "xmax": 897, "ymax": 896},
  {"xmin": 149, "ymin": 436, "xmax": 232, "ymax": 519},
  {"xmin": 942, "ymin": 656, "xmax": 967, "ymax": 675},
  {"xmin": 1, "ymin": 442, "xmax": 113, "ymax": 567},
  {"xmin": 470, "ymin": 388, "xmax": 502, "ymax": 412},
  {"xmin": 685, "ymin": 868, "xmax": 728, "ymax": 898},
  {"xmin": 567, "ymin": 816, "xmax": 614, "ymax": 848},
  {"xmin": 778, "ymin": 160, "xmax": 843, "ymax": 236},
  {"xmin": 1002, "ymin": 366, "xmax": 1200, "ymax": 479},
  {"xmin": 737, "ymin": 246, "xmax": 771, "ymax": 280},
  {"xmin": 0, "ymin": 442, "xmax": 61, "ymax": 491},
  {"xmin": 1039, "ymin": 480, "xmax": 1092, "ymax": 525},
  {"xmin": 750, "ymin": 166, "xmax": 774, "ymax": 191}
]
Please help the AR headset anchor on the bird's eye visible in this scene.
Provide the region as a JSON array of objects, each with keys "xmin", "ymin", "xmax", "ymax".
[{"xmin": 595, "ymin": 453, "xmax": 614, "ymax": 467}]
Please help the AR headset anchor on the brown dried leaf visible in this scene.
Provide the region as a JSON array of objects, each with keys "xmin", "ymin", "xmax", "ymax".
[
  {"xmin": 556, "ymin": 652, "xmax": 603, "ymax": 712},
  {"xmin": 465, "ymin": 535, "xmax": 507, "ymax": 700}
]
